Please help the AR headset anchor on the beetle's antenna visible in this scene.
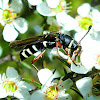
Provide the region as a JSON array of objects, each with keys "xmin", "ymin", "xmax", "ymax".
[{"xmin": 78, "ymin": 25, "xmax": 92, "ymax": 44}]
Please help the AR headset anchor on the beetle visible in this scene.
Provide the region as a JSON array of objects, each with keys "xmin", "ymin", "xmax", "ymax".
[{"xmin": 9, "ymin": 25, "xmax": 92, "ymax": 64}]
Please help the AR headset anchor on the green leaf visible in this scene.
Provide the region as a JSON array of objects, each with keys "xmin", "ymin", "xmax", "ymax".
[
  {"xmin": 20, "ymin": 62, "xmax": 32, "ymax": 69},
  {"xmin": 32, "ymin": 79, "xmax": 42, "ymax": 88},
  {"xmin": 22, "ymin": 78, "xmax": 41, "ymax": 88}
]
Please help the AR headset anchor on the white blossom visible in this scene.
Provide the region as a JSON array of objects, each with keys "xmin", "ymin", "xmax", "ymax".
[
  {"xmin": 36, "ymin": 0, "xmax": 70, "ymax": 17},
  {"xmin": 0, "ymin": 67, "xmax": 33, "ymax": 100},
  {"xmin": 76, "ymin": 77, "xmax": 100, "ymax": 100},
  {"xmin": 31, "ymin": 68, "xmax": 73, "ymax": 100},
  {"xmin": 75, "ymin": 3, "xmax": 100, "ymax": 40},
  {"xmin": 72, "ymin": 32, "xmax": 100, "ymax": 73},
  {"xmin": 0, "ymin": 0, "xmax": 28, "ymax": 42}
]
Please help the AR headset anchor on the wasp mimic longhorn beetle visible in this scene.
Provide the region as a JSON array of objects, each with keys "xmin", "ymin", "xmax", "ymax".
[{"xmin": 10, "ymin": 25, "xmax": 92, "ymax": 65}]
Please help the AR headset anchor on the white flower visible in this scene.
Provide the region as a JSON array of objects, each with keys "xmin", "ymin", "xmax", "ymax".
[
  {"xmin": 71, "ymin": 63, "xmax": 90, "ymax": 74},
  {"xmin": 80, "ymin": 43, "xmax": 100, "ymax": 70},
  {"xmin": 77, "ymin": 32, "xmax": 100, "ymax": 70},
  {"xmin": 36, "ymin": 0, "xmax": 76, "ymax": 31},
  {"xmin": 72, "ymin": 32, "xmax": 100, "ymax": 72},
  {"xmin": 77, "ymin": 3, "xmax": 91, "ymax": 17},
  {"xmin": 31, "ymin": 68, "xmax": 73, "ymax": 100},
  {"xmin": 36, "ymin": 0, "xmax": 70, "ymax": 16},
  {"xmin": 0, "ymin": 0, "xmax": 28, "ymax": 42},
  {"xmin": 0, "ymin": 67, "xmax": 33, "ymax": 100},
  {"xmin": 76, "ymin": 77, "xmax": 100, "ymax": 100},
  {"xmin": 75, "ymin": 3, "xmax": 100, "ymax": 39},
  {"xmin": 56, "ymin": 11, "xmax": 79, "ymax": 31}
]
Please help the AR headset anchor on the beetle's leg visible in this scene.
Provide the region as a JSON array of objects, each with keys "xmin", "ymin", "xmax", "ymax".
[
  {"xmin": 56, "ymin": 41, "xmax": 62, "ymax": 48},
  {"xmin": 31, "ymin": 49, "xmax": 46, "ymax": 63},
  {"xmin": 56, "ymin": 41, "xmax": 77, "ymax": 66},
  {"xmin": 56, "ymin": 41, "xmax": 63, "ymax": 57},
  {"xmin": 74, "ymin": 46, "xmax": 81, "ymax": 61},
  {"xmin": 64, "ymin": 49, "xmax": 77, "ymax": 66},
  {"xmin": 31, "ymin": 63, "xmax": 39, "ymax": 72}
]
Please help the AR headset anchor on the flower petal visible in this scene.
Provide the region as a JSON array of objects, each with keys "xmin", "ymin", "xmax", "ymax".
[
  {"xmin": 74, "ymin": 31, "xmax": 90, "ymax": 43},
  {"xmin": 13, "ymin": 17, "xmax": 28, "ymax": 34},
  {"xmin": 58, "ymin": 92, "xmax": 72, "ymax": 100},
  {"xmin": 0, "ymin": 85, "xmax": 8, "ymax": 98},
  {"xmin": 80, "ymin": 51, "xmax": 96, "ymax": 70},
  {"xmin": 20, "ymin": 82, "xmax": 34, "ymax": 91},
  {"xmin": 58, "ymin": 78, "xmax": 73, "ymax": 91},
  {"xmin": 1, "ymin": 73, "xmax": 6, "ymax": 81},
  {"xmin": 0, "ymin": 9, "xmax": 5, "ymax": 26},
  {"xmin": 14, "ymin": 89, "xmax": 31, "ymax": 100},
  {"xmin": 0, "ymin": 0, "xmax": 3, "ymax": 8},
  {"xmin": 28, "ymin": 0, "xmax": 42, "ymax": 5},
  {"xmin": 0, "ymin": 9, "xmax": 3, "ymax": 23},
  {"xmin": 95, "ymin": 64, "xmax": 100, "ymax": 70},
  {"xmin": 76, "ymin": 77, "xmax": 92, "ymax": 99},
  {"xmin": 71, "ymin": 63, "xmax": 89, "ymax": 74},
  {"xmin": 92, "ymin": 9, "xmax": 100, "ymax": 23},
  {"xmin": 9, "ymin": 0, "xmax": 23, "ymax": 13},
  {"xmin": 2, "ymin": 0, "xmax": 9, "ymax": 9},
  {"xmin": 36, "ymin": 2, "xmax": 56, "ymax": 16},
  {"xmin": 6, "ymin": 67, "xmax": 20, "ymax": 79},
  {"xmin": 93, "ymin": 22, "xmax": 100, "ymax": 32},
  {"xmin": 56, "ymin": 12, "xmax": 69, "ymax": 25},
  {"xmin": 77, "ymin": 3, "xmax": 91, "ymax": 17},
  {"xmin": 38, "ymin": 68, "xmax": 52, "ymax": 85},
  {"xmin": 46, "ymin": 0, "xmax": 60, "ymax": 8},
  {"xmin": 56, "ymin": 12, "xmax": 78, "ymax": 30},
  {"xmin": 31, "ymin": 90, "xmax": 45, "ymax": 100},
  {"xmin": 2, "ymin": 24, "xmax": 18, "ymax": 42}
]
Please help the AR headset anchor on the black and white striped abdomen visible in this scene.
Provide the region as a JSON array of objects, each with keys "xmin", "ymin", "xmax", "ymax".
[
  {"xmin": 20, "ymin": 41, "xmax": 56, "ymax": 61},
  {"xmin": 20, "ymin": 43, "xmax": 44, "ymax": 61}
]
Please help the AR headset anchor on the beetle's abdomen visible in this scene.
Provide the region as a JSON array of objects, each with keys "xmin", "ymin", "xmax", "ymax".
[{"xmin": 20, "ymin": 41, "xmax": 56, "ymax": 61}]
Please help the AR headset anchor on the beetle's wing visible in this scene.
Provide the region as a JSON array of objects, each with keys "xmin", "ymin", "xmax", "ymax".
[
  {"xmin": 9, "ymin": 35, "xmax": 47, "ymax": 48},
  {"xmin": 9, "ymin": 32, "xmax": 58, "ymax": 48}
]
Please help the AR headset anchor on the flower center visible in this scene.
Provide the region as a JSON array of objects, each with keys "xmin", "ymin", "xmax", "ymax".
[
  {"xmin": 2, "ymin": 9, "xmax": 17, "ymax": 24},
  {"xmin": 2, "ymin": 80, "xmax": 17, "ymax": 92},
  {"xmin": 96, "ymin": 55, "xmax": 100, "ymax": 65},
  {"xmin": 45, "ymin": 86, "xmax": 58, "ymax": 99},
  {"xmin": 51, "ymin": 0, "xmax": 67, "ymax": 13},
  {"xmin": 78, "ymin": 17, "xmax": 93, "ymax": 30},
  {"xmin": 92, "ymin": 75, "xmax": 100, "ymax": 96}
]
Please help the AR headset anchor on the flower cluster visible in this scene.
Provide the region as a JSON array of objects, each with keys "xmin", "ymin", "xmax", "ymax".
[
  {"xmin": 0, "ymin": 67, "xmax": 33, "ymax": 99},
  {"xmin": 76, "ymin": 75, "xmax": 100, "ymax": 100},
  {"xmin": 0, "ymin": 0, "xmax": 28, "ymax": 42},
  {"xmin": 31, "ymin": 68, "xmax": 73, "ymax": 100},
  {"xmin": 0, "ymin": 0, "xmax": 100, "ymax": 100}
]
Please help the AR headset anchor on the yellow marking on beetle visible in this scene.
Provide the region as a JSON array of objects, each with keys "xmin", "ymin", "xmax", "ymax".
[
  {"xmin": 26, "ymin": 48, "xmax": 33, "ymax": 55},
  {"xmin": 68, "ymin": 40, "xmax": 74, "ymax": 48},
  {"xmin": 45, "ymin": 34, "xmax": 48, "ymax": 38},
  {"xmin": 22, "ymin": 49, "xmax": 28, "ymax": 58}
]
